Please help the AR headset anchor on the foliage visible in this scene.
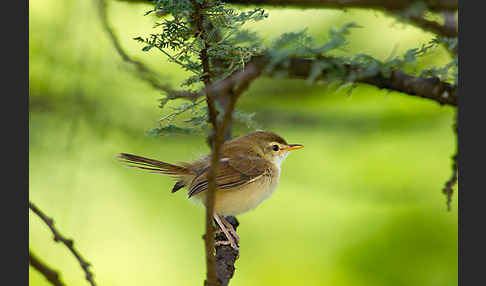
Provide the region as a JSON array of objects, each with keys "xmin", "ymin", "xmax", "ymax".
[
  {"xmin": 134, "ymin": 0, "xmax": 457, "ymax": 136},
  {"xmin": 263, "ymin": 24, "xmax": 456, "ymax": 90},
  {"xmin": 134, "ymin": 0, "xmax": 268, "ymax": 135}
]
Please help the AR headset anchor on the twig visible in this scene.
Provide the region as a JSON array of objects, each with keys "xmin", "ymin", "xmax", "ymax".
[
  {"xmin": 158, "ymin": 98, "xmax": 205, "ymax": 122},
  {"xmin": 97, "ymin": 0, "xmax": 166, "ymax": 90},
  {"xmin": 29, "ymin": 202, "xmax": 97, "ymax": 286},
  {"xmin": 96, "ymin": 0, "xmax": 198, "ymax": 100},
  {"xmin": 443, "ymin": 154, "xmax": 457, "ymax": 211},
  {"xmin": 29, "ymin": 250, "xmax": 66, "ymax": 286},
  {"xmin": 443, "ymin": 112, "xmax": 458, "ymax": 211}
]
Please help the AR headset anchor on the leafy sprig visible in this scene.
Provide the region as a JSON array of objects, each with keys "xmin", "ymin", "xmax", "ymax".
[
  {"xmin": 135, "ymin": 0, "xmax": 268, "ymax": 135},
  {"xmin": 136, "ymin": 2, "xmax": 456, "ymax": 136}
]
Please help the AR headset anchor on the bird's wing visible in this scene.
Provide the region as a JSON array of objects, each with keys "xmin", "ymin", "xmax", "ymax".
[{"xmin": 187, "ymin": 152, "xmax": 268, "ymax": 198}]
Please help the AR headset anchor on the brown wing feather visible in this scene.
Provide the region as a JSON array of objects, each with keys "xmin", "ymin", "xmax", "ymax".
[{"xmin": 187, "ymin": 148, "xmax": 268, "ymax": 198}]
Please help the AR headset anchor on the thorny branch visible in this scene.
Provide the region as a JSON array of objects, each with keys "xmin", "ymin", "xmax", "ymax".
[
  {"xmin": 29, "ymin": 202, "xmax": 97, "ymax": 286},
  {"xmin": 29, "ymin": 250, "xmax": 66, "ymax": 286}
]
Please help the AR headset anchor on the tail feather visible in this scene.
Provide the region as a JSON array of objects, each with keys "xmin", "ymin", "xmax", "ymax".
[{"xmin": 117, "ymin": 153, "xmax": 191, "ymax": 176}]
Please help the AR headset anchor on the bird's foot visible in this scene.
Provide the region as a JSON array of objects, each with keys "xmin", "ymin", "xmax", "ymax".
[
  {"xmin": 222, "ymin": 217, "xmax": 240, "ymax": 244},
  {"xmin": 214, "ymin": 239, "xmax": 239, "ymax": 250},
  {"xmin": 213, "ymin": 214, "xmax": 239, "ymax": 250}
]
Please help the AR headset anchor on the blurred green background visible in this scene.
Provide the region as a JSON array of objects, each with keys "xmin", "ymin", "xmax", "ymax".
[{"xmin": 29, "ymin": 0, "xmax": 457, "ymax": 285}]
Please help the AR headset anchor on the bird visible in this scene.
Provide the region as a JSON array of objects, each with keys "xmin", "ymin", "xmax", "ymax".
[{"xmin": 117, "ymin": 131, "xmax": 303, "ymax": 249}]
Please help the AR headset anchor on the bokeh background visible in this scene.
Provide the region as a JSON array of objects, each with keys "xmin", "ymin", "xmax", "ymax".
[{"xmin": 29, "ymin": 0, "xmax": 457, "ymax": 285}]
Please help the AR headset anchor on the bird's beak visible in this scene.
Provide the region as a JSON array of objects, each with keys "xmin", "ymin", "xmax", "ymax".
[{"xmin": 280, "ymin": 144, "xmax": 304, "ymax": 152}]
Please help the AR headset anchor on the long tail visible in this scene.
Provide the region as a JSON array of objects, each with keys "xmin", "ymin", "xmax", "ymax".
[{"xmin": 116, "ymin": 153, "xmax": 191, "ymax": 176}]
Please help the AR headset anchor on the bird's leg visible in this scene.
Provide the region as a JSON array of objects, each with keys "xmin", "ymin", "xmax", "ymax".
[
  {"xmin": 214, "ymin": 240, "xmax": 231, "ymax": 247},
  {"xmin": 221, "ymin": 216, "xmax": 240, "ymax": 244},
  {"xmin": 213, "ymin": 214, "xmax": 239, "ymax": 250}
]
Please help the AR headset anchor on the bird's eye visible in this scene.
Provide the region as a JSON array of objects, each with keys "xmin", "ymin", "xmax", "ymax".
[{"xmin": 272, "ymin": 145, "xmax": 279, "ymax": 151}]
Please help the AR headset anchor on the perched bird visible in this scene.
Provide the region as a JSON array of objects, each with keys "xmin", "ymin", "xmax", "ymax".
[{"xmin": 117, "ymin": 131, "xmax": 303, "ymax": 249}]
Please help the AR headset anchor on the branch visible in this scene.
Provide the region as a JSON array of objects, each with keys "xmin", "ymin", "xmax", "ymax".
[
  {"xmin": 166, "ymin": 55, "xmax": 457, "ymax": 107},
  {"xmin": 443, "ymin": 11, "xmax": 458, "ymax": 33},
  {"xmin": 117, "ymin": 0, "xmax": 457, "ymax": 12},
  {"xmin": 109, "ymin": 0, "xmax": 457, "ymax": 104},
  {"xmin": 206, "ymin": 62, "xmax": 260, "ymax": 286},
  {"xmin": 208, "ymin": 61, "xmax": 262, "ymax": 98},
  {"xmin": 29, "ymin": 250, "xmax": 66, "ymax": 286},
  {"xmin": 229, "ymin": 0, "xmax": 459, "ymax": 38},
  {"xmin": 190, "ymin": 1, "xmax": 219, "ymax": 285},
  {"xmin": 222, "ymin": 0, "xmax": 457, "ymax": 12},
  {"xmin": 191, "ymin": 3, "xmax": 263, "ymax": 283},
  {"xmin": 29, "ymin": 202, "xmax": 97, "ymax": 286},
  {"xmin": 214, "ymin": 216, "xmax": 239, "ymax": 285},
  {"xmin": 443, "ymin": 11, "xmax": 459, "ymax": 55},
  {"xmin": 250, "ymin": 56, "xmax": 457, "ymax": 107},
  {"xmin": 407, "ymin": 15, "xmax": 457, "ymax": 38}
]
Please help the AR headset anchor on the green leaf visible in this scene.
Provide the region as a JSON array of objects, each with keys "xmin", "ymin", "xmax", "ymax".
[{"xmin": 142, "ymin": 45, "xmax": 153, "ymax": 52}]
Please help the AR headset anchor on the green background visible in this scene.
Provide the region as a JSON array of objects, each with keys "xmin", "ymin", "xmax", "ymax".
[{"xmin": 29, "ymin": 0, "xmax": 457, "ymax": 285}]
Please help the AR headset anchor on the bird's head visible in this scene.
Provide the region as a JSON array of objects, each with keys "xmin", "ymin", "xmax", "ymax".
[{"xmin": 237, "ymin": 131, "xmax": 304, "ymax": 167}]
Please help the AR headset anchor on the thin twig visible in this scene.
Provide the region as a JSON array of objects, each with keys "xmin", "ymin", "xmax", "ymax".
[
  {"xmin": 158, "ymin": 98, "xmax": 205, "ymax": 122},
  {"xmin": 29, "ymin": 202, "xmax": 97, "ymax": 286},
  {"xmin": 97, "ymin": 0, "xmax": 199, "ymax": 100},
  {"xmin": 443, "ymin": 111, "xmax": 458, "ymax": 211},
  {"xmin": 97, "ymin": 0, "xmax": 167, "ymax": 91},
  {"xmin": 443, "ymin": 154, "xmax": 457, "ymax": 211},
  {"xmin": 29, "ymin": 250, "xmax": 66, "ymax": 286}
]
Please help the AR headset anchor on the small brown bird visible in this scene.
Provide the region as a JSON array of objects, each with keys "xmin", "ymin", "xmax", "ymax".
[{"xmin": 117, "ymin": 131, "xmax": 303, "ymax": 249}]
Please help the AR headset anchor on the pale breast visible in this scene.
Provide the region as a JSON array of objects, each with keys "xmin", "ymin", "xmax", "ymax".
[{"xmin": 192, "ymin": 168, "xmax": 280, "ymax": 216}]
